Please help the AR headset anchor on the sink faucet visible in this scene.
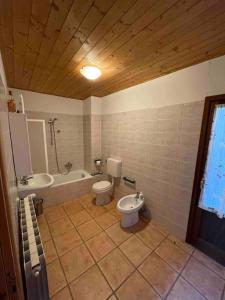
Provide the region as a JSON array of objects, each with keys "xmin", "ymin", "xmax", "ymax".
[{"xmin": 20, "ymin": 175, "xmax": 33, "ymax": 185}]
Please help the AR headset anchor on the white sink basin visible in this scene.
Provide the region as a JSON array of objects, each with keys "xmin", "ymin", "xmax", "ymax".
[{"xmin": 18, "ymin": 173, "xmax": 54, "ymax": 197}]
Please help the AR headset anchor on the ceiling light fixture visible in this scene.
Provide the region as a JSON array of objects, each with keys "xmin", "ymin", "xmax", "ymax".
[{"xmin": 80, "ymin": 66, "xmax": 102, "ymax": 80}]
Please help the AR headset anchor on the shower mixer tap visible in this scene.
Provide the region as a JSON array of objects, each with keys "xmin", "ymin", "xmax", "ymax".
[{"xmin": 64, "ymin": 162, "xmax": 72, "ymax": 173}]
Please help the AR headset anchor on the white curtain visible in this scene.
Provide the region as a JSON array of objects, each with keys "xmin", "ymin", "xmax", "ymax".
[{"xmin": 199, "ymin": 105, "xmax": 225, "ymax": 218}]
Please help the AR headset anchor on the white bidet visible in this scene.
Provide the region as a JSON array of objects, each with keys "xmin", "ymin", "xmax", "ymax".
[{"xmin": 117, "ymin": 193, "xmax": 144, "ymax": 228}]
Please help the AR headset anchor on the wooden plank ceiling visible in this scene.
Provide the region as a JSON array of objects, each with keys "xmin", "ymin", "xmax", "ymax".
[{"xmin": 0, "ymin": 0, "xmax": 225, "ymax": 100}]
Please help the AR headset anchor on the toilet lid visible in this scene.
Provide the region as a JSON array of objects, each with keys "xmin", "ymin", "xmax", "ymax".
[{"xmin": 93, "ymin": 180, "xmax": 111, "ymax": 191}]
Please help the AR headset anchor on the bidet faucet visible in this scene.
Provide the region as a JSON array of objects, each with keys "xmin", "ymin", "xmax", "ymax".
[
  {"xmin": 135, "ymin": 191, "xmax": 144, "ymax": 201},
  {"xmin": 135, "ymin": 192, "xmax": 140, "ymax": 200}
]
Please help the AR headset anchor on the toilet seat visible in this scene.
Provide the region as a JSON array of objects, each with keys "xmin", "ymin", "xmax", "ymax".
[{"xmin": 92, "ymin": 180, "xmax": 112, "ymax": 193}]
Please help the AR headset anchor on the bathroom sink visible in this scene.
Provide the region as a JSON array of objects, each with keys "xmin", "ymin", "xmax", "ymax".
[{"xmin": 18, "ymin": 173, "xmax": 54, "ymax": 197}]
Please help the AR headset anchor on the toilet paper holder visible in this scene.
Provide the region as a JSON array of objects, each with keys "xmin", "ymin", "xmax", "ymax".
[{"xmin": 94, "ymin": 159, "xmax": 102, "ymax": 166}]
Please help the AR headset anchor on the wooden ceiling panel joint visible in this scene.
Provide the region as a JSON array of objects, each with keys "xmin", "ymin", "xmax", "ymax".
[{"xmin": 0, "ymin": 0, "xmax": 224, "ymax": 99}]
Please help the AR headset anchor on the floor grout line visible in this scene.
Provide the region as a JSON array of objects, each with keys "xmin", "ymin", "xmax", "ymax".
[
  {"xmin": 164, "ymin": 252, "xmax": 193, "ymax": 300},
  {"xmin": 42, "ymin": 213, "xmax": 74, "ymax": 299},
  {"xmin": 41, "ymin": 195, "xmax": 225, "ymax": 300},
  {"xmin": 61, "ymin": 200, "xmax": 119, "ymax": 299}
]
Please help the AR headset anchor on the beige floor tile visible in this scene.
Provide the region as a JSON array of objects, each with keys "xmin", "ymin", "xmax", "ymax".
[
  {"xmin": 182, "ymin": 257, "xmax": 225, "ymax": 300},
  {"xmin": 103, "ymin": 198, "xmax": 118, "ymax": 211},
  {"xmin": 116, "ymin": 271, "xmax": 160, "ymax": 300},
  {"xmin": 129, "ymin": 219, "xmax": 150, "ymax": 234},
  {"xmin": 150, "ymin": 220, "xmax": 169, "ymax": 237},
  {"xmin": 51, "ymin": 287, "xmax": 72, "ymax": 300},
  {"xmin": 60, "ymin": 244, "xmax": 94, "ymax": 283},
  {"xmin": 109, "ymin": 207, "xmax": 122, "ymax": 220},
  {"xmin": 39, "ymin": 222, "xmax": 51, "ymax": 242},
  {"xmin": 37, "ymin": 214, "xmax": 47, "ymax": 226},
  {"xmin": 48, "ymin": 217, "xmax": 74, "ymax": 238},
  {"xmin": 45, "ymin": 207, "xmax": 66, "ymax": 224},
  {"xmin": 119, "ymin": 235, "xmax": 152, "ymax": 267},
  {"xmin": 43, "ymin": 239, "xmax": 57, "ymax": 264},
  {"xmin": 86, "ymin": 232, "xmax": 116, "ymax": 261},
  {"xmin": 138, "ymin": 252, "xmax": 178, "ymax": 297},
  {"xmin": 193, "ymin": 249, "xmax": 225, "ymax": 279},
  {"xmin": 44, "ymin": 205, "xmax": 59, "ymax": 214},
  {"xmin": 63, "ymin": 201, "xmax": 83, "ymax": 216},
  {"xmin": 106, "ymin": 223, "xmax": 132, "ymax": 245},
  {"xmin": 70, "ymin": 265, "xmax": 112, "ymax": 300},
  {"xmin": 167, "ymin": 277, "xmax": 205, "ymax": 300},
  {"xmin": 86, "ymin": 204, "xmax": 107, "ymax": 218},
  {"xmin": 168, "ymin": 234, "xmax": 194, "ymax": 254},
  {"xmin": 98, "ymin": 248, "xmax": 134, "ymax": 290},
  {"xmin": 69, "ymin": 210, "xmax": 92, "ymax": 227},
  {"xmin": 79, "ymin": 194, "xmax": 95, "ymax": 208},
  {"xmin": 136, "ymin": 223, "xmax": 165, "ymax": 249},
  {"xmin": 156, "ymin": 239, "xmax": 190, "ymax": 272},
  {"xmin": 77, "ymin": 219, "xmax": 102, "ymax": 241},
  {"xmin": 53, "ymin": 228, "xmax": 83, "ymax": 256},
  {"xmin": 46, "ymin": 259, "xmax": 67, "ymax": 297},
  {"xmin": 95, "ymin": 212, "xmax": 118, "ymax": 229}
]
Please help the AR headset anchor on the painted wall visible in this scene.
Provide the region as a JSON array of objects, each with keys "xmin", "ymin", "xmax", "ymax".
[
  {"xmin": 9, "ymin": 55, "xmax": 225, "ymax": 239},
  {"xmin": 101, "ymin": 55, "xmax": 225, "ymax": 113},
  {"xmin": 9, "ymin": 89, "xmax": 84, "ymax": 174},
  {"xmin": 11, "ymin": 88, "xmax": 83, "ymax": 115},
  {"xmin": 10, "ymin": 90, "xmax": 102, "ymax": 174},
  {"xmin": 101, "ymin": 55, "xmax": 225, "ymax": 239}
]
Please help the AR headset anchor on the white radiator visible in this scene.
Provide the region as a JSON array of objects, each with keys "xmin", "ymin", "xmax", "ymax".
[{"xmin": 19, "ymin": 195, "xmax": 49, "ymax": 300}]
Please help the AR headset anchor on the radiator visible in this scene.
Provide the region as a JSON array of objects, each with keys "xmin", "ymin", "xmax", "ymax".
[{"xmin": 19, "ymin": 195, "xmax": 49, "ymax": 300}]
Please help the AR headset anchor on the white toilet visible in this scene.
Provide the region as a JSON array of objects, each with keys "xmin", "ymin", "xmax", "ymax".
[
  {"xmin": 92, "ymin": 158, "xmax": 122, "ymax": 206},
  {"xmin": 117, "ymin": 193, "xmax": 145, "ymax": 228}
]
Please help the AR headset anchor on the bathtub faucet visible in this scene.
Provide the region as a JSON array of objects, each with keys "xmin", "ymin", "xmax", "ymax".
[{"xmin": 64, "ymin": 162, "xmax": 73, "ymax": 173}]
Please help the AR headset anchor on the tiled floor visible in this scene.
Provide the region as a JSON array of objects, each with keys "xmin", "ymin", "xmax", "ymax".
[{"xmin": 38, "ymin": 194, "xmax": 225, "ymax": 300}]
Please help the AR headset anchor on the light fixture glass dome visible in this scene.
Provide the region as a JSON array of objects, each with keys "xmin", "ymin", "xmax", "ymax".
[{"xmin": 80, "ymin": 66, "xmax": 102, "ymax": 80}]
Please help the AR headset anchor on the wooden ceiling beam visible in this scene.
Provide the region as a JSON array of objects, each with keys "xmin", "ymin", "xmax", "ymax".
[
  {"xmin": 13, "ymin": 0, "xmax": 32, "ymax": 87},
  {"xmin": 34, "ymin": 0, "xmax": 95, "ymax": 91},
  {"xmin": 21, "ymin": 0, "xmax": 52, "ymax": 89},
  {"xmin": 51, "ymin": 0, "xmax": 179, "ymax": 95},
  {"xmin": 28, "ymin": 0, "xmax": 74, "ymax": 90},
  {"xmin": 59, "ymin": 0, "xmax": 224, "ymax": 98},
  {"xmin": 88, "ymin": 8, "xmax": 225, "ymax": 96},
  {"xmin": 0, "ymin": 0, "xmax": 14, "ymax": 86},
  {"xmin": 1, "ymin": 0, "xmax": 225, "ymax": 99},
  {"xmin": 37, "ymin": 0, "xmax": 116, "ymax": 93},
  {"xmin": 40, "ymin": 0, "xmax": 136, "ymax": 94},
  {"xmin": 74, "ymin": 39, "xmax": 225, "ymax": 99}
]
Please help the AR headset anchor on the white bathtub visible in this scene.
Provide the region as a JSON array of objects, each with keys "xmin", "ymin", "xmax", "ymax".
[
  {"xmin": 53, "ymin": 169, "xmax": 91, "ymax": 186},
  {"xmin": 36, "ymin": 169, "xmax": 102, "ymax": 207}
]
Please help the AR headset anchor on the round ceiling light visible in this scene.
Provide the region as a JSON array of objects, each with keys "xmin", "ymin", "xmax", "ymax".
[{"xmin": 80, "ymin": 66, "xmax": 102, "ymax": 80}]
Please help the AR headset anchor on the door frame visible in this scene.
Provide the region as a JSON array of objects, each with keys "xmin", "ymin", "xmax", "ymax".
[
  {"xmin": 186, "ymin": 94, "xmax": 225, "ymax": 245},
  {"xmin": 0, "ymin": 137, "xmax": 24, "ymax": 299}
]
